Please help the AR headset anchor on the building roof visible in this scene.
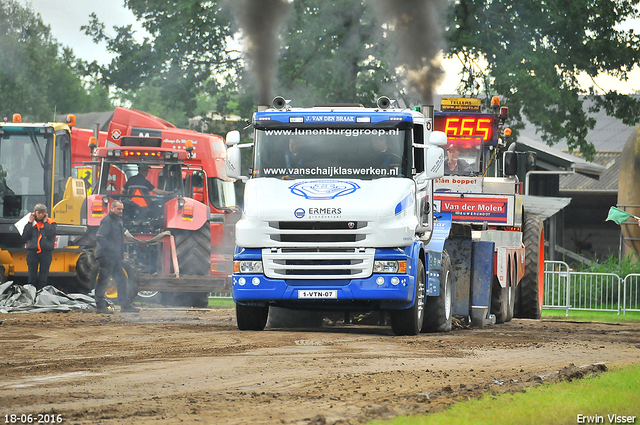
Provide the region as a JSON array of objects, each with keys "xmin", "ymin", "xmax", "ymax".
[
  {"xmin": 559, "ymin": 151, "xmax": 620, "ymax": 193},
  {"xmin": 518, "ymin": 95, "xmax": 639, "ymax": 152}
]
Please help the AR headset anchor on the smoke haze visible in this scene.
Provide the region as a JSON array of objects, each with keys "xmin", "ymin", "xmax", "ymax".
[
  {"xmin": 232, "ymin": 0, "xmax": 291, "ymax": 105},
  {"xmin": 373, "ymin": 0, "xmax": 446, "ymax": 105}
]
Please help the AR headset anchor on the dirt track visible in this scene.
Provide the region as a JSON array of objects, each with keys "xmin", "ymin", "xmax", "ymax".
[{"xmin": 1, "ymin": 308, "xmax": 639, "ymax": 424}]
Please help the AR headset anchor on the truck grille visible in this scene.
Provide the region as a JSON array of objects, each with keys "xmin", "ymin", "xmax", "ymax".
[
  {"xmin": 268, "ymin": 221, "xmax": 368, "ymax": 244},
  {"xmin": 262, "ymin": 247, "xmax": 374, "ymax": 279}
]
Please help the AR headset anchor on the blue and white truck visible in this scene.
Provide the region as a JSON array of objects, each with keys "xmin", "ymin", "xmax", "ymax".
[{"xmin": 225, "ymin": 96, "xmax": 542, "ymax": 335}]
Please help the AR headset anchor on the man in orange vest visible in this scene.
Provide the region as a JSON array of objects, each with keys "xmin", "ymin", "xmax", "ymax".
[{"xmin": 22, "ymin": 203, "xmax": 56, "ymax": 290}]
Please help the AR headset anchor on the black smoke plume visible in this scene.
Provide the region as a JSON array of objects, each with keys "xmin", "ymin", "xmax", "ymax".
[
  {"xmin": 232, "ymin": 0, "xmax": 291, "ymax": 106},
  {"xmin": 373, "ymin": 0, "xmax": 446, "ymax": 105}
]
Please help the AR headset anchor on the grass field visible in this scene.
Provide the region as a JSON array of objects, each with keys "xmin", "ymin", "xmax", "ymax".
[
  {"xmin": 542, "ymin": 309, "xmax": 640, "ymax": 323},
  {"xmin": 370, "ymin": 364, "xmax": 640, "ymax": 425}
]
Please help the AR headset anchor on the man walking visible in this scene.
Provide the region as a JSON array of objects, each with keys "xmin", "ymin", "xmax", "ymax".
[
  {"xmin": 22, "ymin": 203, "xmax": 56, "ymax": 290},
  {"xmin": 94, "ymin": 201, "xmax": 139, "ymax": 314}
]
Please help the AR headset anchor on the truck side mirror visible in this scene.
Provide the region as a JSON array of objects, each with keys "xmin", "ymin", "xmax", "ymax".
[
  {"xmin": 503, "ymin": 151, "xmax": 517, "ymax": 176},
  {"xmin": 425, "ymin": 146, "xmax": 445, "ymax": 179},
  {"xmin": 225, "ymin": 130, "xmax": 240, "ymax": 147},
  {"xmin": 226, "ymin": 145, "xmax": 242, "ymax": 179},
  {"xmin": 428, "ymin": 131, "xmax": 447, "ymax": 146}
]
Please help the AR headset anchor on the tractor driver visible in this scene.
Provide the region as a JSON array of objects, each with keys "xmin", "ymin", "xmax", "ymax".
[{"xmin": 121, "ymin": 164, "xmax": 173, "ymax": 196}]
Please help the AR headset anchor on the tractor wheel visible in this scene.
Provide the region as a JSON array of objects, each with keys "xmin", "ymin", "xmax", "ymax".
[
  {"xmin": 236, "ymin": 303, "xmax": 269, "ymax": 330},
  {"xmin": 517, "ymin": 213, "xmax": 545, "ymax": 319},
  {"xmin": 421, "ymin": 251, "xmax": 453, "ymax": 333},
  {"xmin": 174, "ymin": 225, "xmax": 211, "ymax": 276},
  {"xmin": 163, "ymin": 225, "xmax": 211, "ymax": 307},
  {"xmin": 389, "ymin": 259, "xmax": 426, "ymax": 336}
]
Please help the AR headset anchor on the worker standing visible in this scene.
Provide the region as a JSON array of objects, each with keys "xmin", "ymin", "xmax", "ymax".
[
  {"xmin": 94, "ymin": 201, "xmax": 139, "ymax": 314},
  {"xmin": 22, "ymin": 203, "xmax": 56, "ymax": 290}
]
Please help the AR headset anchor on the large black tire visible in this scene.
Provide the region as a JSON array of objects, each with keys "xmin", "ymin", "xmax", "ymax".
[
  {"xmin": 491, "ymin": 277, "xmax": 508, "ymax": 324},
  {"xmin": 74, "ymin": 250, "xmax": 97, "ymax": 293},
  {"xmin": 421, "ymin": 251, "xmax": 453, "ymax": 333},
  {"xmin": 390, "ymin": 259, "xmax": 426, "ymax": 336},
  {"xmin": 163, "ymin": 225, "xmax": 211, "ymax": 307},
  {"xmin": 236, "ymin": 303, "xmax": 269, "ymax": 330},
  {"xmin": 174, "ymin": 225, "xmax": 211, "ymax": 276},
  {"xmin": 517, "ymin": 214, "xmax": 545, "ymax": 319}
]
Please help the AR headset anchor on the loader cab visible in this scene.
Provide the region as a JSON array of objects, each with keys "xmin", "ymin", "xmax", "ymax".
[{"xmin": 0, "ymin": 122, "xmax": 72, "ymax": 223}]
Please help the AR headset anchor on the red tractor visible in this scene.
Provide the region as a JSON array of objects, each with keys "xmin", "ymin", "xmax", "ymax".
[
  {"xmin": 70, "ymin": 108, "xmax": 239, "ymax": 304},
  {"xmin": 82, "ymin": 136, "xmax": 220, "ymax": 306}
]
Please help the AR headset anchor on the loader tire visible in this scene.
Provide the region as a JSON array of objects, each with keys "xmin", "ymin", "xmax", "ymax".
[
  {"xmin": 421, "ymin": 251, "xmax": 453, "ymax": 333},
  {"xmin": 75, "ymin": 250, "xmax": 97, "ymax": 293},
  {"xmin": 517, "ymin": 213, "xmax": 544, "ymax": 319},
  {"xmin": 236, "ymin": 303, "xmax": 269, "ymax": 330}
]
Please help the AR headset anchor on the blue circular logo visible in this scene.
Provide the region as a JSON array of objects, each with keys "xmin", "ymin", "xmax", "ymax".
[{"xmin": 294, "ymin": 208, "xmax": 305, "ymax": 219}]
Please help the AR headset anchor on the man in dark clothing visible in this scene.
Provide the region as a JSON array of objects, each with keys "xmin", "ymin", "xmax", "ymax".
[
  {"xmin": 94, "ymin": 201, "xmax": 139, "ymax": 314},
  {"xmin": 22, "ymin": 203, "xmax": 56, "ymax": 290},
  {"xmin": 122, "ymin": 164, "xmax": 172, "ymax": 195}
]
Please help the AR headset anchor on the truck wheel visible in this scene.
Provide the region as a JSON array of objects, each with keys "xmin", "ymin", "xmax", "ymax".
[
  {"xmin": 236, "ymin": 303, "xmax": 269, "ymax": 330},
  {"xmin": 517, "ymin": 214, "xmax": 544, "ymax": 319},
  {"xmin": 390, "ymin": 259, "xmax": 426, "ymax": 336},
  {"xmin": 421, "ymin": 251, "xmax": 453, "ymax": 333}
]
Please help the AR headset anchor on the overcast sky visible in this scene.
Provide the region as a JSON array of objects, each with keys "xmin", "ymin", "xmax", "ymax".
[{"xmin": 24, "ymin": 0, "xmax": 640, "ymax": 95}]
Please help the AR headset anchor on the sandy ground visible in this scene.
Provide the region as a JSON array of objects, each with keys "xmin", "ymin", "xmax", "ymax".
[{"xmin": 1, "ymin": 308, "xmax": 639, "ymax": 424}]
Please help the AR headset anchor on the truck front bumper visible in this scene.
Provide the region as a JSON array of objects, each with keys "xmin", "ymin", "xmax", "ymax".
[{"xmin": 232, "ymin": 273, "xmax": 415, "ymax": 310}]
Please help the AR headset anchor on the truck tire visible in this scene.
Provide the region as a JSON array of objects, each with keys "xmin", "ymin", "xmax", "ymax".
[
  {"xmin": 517, "ymin": 214, "xmax": 544, "ymax": 319},
  {"xmin": 162, "ymin": 225, "xmax": 211, "ymax": 307},
  {"xmin": 236, "ymin": 303, "xmax": 269, "ymax": 330},
  {"xmin": 390, "ymin": 259, "xmax": 426, "ymax": 336},
  {"xmin": 421, "ymin": 251, "xmax": 453, "ymax": 333}
]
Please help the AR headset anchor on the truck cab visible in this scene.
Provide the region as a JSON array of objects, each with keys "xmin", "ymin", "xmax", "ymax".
[{"xmin": 227, "ymin": 97, "xmax": 450, "ymax": 335}]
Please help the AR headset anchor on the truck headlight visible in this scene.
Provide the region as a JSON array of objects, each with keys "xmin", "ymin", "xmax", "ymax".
[
  {"xmin": 373, "ymin": 260, "xmax": 407, "ymax": 274},
  {"xmin": 234, "ymin": 260, "xmax": 263, "ymax": 274}
]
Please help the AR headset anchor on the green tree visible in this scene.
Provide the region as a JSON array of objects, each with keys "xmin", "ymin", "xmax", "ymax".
[
  {"xmin": 446, "ymin": 0, "xmax": 640, "ymax": 159},
  {"xmin": 82, "ymin": 0, "xmax": 237, "ymax": 118},
  {"xmin": 0, "ymin": 0, "xmax": 111, "ymax": 121},
  {"xmin": 277, "ymin": 0, "xmax": 399, "ymax": 107}
]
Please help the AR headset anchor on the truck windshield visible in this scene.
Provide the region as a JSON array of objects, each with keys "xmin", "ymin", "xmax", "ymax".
[
  {"xmin": 0, "ymin": 132, "xmax": 50, "ymax": 218},
  {"xmin": 253, "ymin": 128, "xmax": 409, "ymax": 180}
]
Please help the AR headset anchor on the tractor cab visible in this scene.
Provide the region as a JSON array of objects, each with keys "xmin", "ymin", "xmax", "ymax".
[{"xmin": 92, "ymin": 137, "xmax": 188, "ymax": 233}]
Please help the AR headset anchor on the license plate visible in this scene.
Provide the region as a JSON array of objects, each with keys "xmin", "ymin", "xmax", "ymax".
[{"xmin": 298, "ymin": 290, "xmax": 337, "ymax": 299}]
